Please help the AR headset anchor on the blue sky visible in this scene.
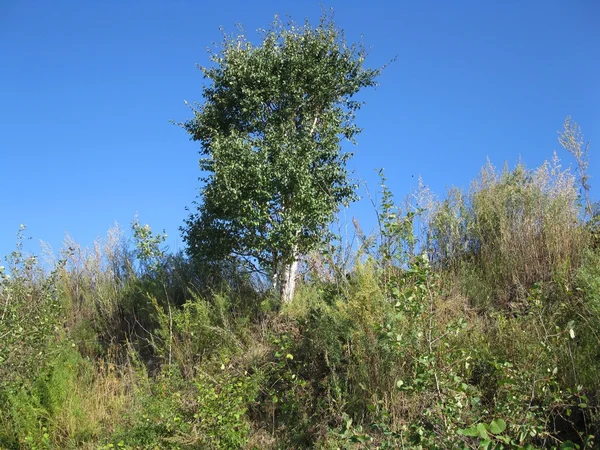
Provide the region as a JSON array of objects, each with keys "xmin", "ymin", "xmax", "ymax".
[{"xmin": 1, "ymin": 1, "xmax": 598, "ymax": 262}]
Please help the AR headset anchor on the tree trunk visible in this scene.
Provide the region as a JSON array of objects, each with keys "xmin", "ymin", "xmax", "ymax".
[
  {"xmin": 280, "ymin": 257, "xmax": 299, "ymax": 303},
  {"xmin": 272, "ymin": 257, "xmax": 280, "ymax": 292}
]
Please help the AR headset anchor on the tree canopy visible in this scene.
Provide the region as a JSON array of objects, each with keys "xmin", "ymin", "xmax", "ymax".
[{"xmin": 182, "ymin": 13, "xmax": 381, "ymax": 300}]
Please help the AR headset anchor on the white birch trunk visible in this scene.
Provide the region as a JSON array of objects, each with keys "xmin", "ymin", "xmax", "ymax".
[
  {"xmin": 280, "ymin": 257, "xmax": 299, "ymax": 303},
  {"xmin": 271, "ymin": 259, "xmax": 280, "ymax": 292}
]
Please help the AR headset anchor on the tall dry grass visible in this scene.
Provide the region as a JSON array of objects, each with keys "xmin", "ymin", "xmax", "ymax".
[{"xmin": 428, "ymin": 155, "xmax": 586, "ymax": 306}]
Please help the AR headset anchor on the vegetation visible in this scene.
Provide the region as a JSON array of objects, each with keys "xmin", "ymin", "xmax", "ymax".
[
  {"xmin": 180, "ymin": 14, "xmax": 380, "ymax": 301},
  {"xmin": 2, "ymin": 135, "xmax": 599, "ymax": 448},
  {"xmin": 1, "ymin": 13, "xmax": 598, "ymax": 450}
]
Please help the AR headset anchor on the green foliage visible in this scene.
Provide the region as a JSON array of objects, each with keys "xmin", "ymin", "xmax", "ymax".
[
  {"xmin": 148, "ymin": 288, "xmax": 246, "ymax": 377},
  {"xmin": 0, "ymin": 226, "xmax": 64, "ymax": 386},
  {"xmin": 569, "ymin": 249, "xmax": 600, "ymax": 388},
  {"xmin": 575, "ymin": 249, "xmax": 600, "ymax": 317},
  {"xmin": 104, "ymin": 367, "xmax": 195, "ymax": 450},
  {"xmin": 182, "ymin": 12, "xmax": 381, "ymax": 295},
  {"xmin": 1, "ymin": 346, "xmax": 98, "ymax": 449},
  {"xmin": 428, "ymin": 187, "xmax": 471, "ymax": 269},
  {"xmin": 374, "ymin": 169, "xmax": 419, "ymax": 267},
  {"xmin": 132, "ymin": 220, "xmax": 167, "ymax": 274},
  {"xmin": 360, "ymin": 169, "xmax": 423, "ymax": 284},
  {"xmin": 193, "ymin": 370, "xmax": 260, "ymax": 449},
  {"xmin": 3, "ymin": 122, "xmax": 600, "ymax": 448}
]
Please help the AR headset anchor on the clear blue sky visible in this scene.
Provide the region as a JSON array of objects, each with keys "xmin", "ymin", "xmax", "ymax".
[{"xmin": 1, "ymin": 1, "xmax": 598, "ymax": 261}]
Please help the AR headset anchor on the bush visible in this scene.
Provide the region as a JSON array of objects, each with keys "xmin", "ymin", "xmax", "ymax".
[{"xmin": 0, "ymin": 227, "xmax": 64, "ymax": 387}]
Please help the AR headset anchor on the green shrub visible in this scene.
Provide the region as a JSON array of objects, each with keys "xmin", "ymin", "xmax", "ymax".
[
  {"xmin": 193, "ymin": 370, "xmax": 260, "ymax": 449},
  {"xmin": 0, "ymin": 228, "xmax": 64, "ymax": 387},
  {"xmin": 1, "ymin": 346, "xmax": 99, "ymax": 449},
  {"xmin": 105, "ymin": 366, "xmax": 194, "ymax": 449}
]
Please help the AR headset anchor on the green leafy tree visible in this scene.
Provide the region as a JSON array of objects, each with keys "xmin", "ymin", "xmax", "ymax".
[{"xmin": 181, "ymin": 13, "xmax": 381, "ymax": 301}]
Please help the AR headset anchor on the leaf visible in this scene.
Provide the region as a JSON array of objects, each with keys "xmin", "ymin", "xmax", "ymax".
[
  {"xmin": 457, "ymin": 426, "xmax": 479, "ymax": 437},
  {"xmin": 488, "ymin": 418, "xmax": 506, "ymax": 434},
  {"xmin": 350, "ymin": 434, "xmax": 372, "ymax": 443},
  {"xmin": 498, "ymin": 434, "xmax": 511, "ymax": 444},
  {"xmin": 480, "ymin": 439, "xmax": 492, "ymax": 450},
  {"xmin": 477, "ymin": 422, "xmax": 490, "ymax": 439}
]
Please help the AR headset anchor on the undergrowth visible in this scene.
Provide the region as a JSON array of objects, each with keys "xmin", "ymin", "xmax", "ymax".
[{"xmin": 1, "ymin": 150, "xmax": 600, "ymax": 449}]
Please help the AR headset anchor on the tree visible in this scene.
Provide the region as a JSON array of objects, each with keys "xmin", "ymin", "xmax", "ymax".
[{"xmin": 181, "ymin": 13, "xmax": 381, "ymax": 301}]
